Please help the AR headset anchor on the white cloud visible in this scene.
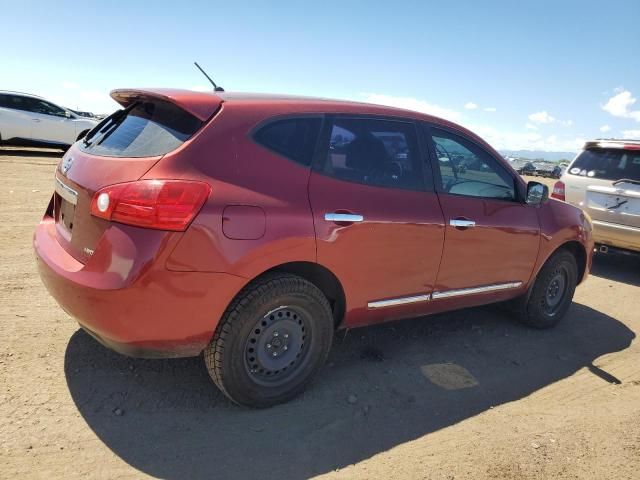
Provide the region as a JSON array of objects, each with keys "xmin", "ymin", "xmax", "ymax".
[
  {"xmin": 464, "ymin": 122, "xmax": 584, "ymax": 152},
  {"xmin": 600, "ymin": 125, "xmax": 611, "ymax": 133},
  {"xmin": 528, "ymin": 110, "xmax": 571, "ymax": 126},
  {"xmin": 464, "ymin": 102, "xmax": 478, "ymax": 110},
  {"xmin": 622, "ymin": 129, "xmax": 640, "ymax": 139},
  {"xmin": 525, "ymin": 123, "xmax": 538, "ymax": 130},
  {"xmin": 484, "ymin": 107, "xmax": 497, "ymax": 112},
  {"xmin": 190, "ymin": 85, "xmax": 210, "ymax": 92},
  {"xmin": 602, "ymin": 90, "xmax": 640, "ymax": 121},
  {"xmin": 354, "ymin": 93, "xmax": 582, "ymax": 152},
  {"xmin": 529, "ymin": 110, "xmax": 556, "ymax": 124},
  {"xmin": 359, "ymin": 93, "xmax": 461, "ymax": 122}
]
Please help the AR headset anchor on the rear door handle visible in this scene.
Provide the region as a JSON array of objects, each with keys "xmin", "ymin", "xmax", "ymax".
[
  {"xmin": 450, "ymin": 218, "xmax": 476, "ymax": 229},
  {"xmin": 324, "ymin": 213, "xmax": 364, "ymax": 223}
]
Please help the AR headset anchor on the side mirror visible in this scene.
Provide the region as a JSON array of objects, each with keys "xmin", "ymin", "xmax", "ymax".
[
  {"xmin": 526, "ymin": 181, "xmax": 549, "ymax": 205},
  {"xmin": 64, "ymin": 111, "xmax": 72, "ymax": 118}
]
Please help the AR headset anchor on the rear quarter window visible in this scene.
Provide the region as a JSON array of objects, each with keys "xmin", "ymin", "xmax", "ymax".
[
  {"xmin": 79, "ymin": 100, "xmax": 203, "ymax": 157},
  {"xmin": 253, "ymin": 117, "xmax": 322, "ymax": 166}
]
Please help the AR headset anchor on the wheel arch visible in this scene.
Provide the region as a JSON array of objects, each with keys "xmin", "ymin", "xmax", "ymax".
[
  {"xmin": 256, "ymin": 261, "xmax": 346, "ymax": 328},
  {"xmin": 558, "ymin": 240, "xmax": 588, "ymax": 284}
]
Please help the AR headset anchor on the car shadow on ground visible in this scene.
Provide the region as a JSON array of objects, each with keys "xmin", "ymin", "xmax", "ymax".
[
  {"xmin": 64, "ymin": 303, "xmax": 634, "ymax": 480},
  {"xmin": 0, "ymin": 147, "xmax": 62, "ymax": 158},
  {"xmin": 591, "ymin": 252, "xmax": 640, "ymax": 287}
]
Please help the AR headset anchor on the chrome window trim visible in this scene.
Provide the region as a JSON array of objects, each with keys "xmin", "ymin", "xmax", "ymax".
[
  {"xmin": 55, "ymin": 176, "xmax": 78, "ymax": 205},
  {"xmin": 367, "ymin": 293, "xmax": 432, "ymax": 309},
  {"xmin": 432, "ymin": 281, "xmax": 522, "ymax": 300}
]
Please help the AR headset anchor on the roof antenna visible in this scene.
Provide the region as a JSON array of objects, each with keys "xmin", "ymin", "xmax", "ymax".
[{"xmin": 194, "ymin": 61, "xmax": 225, "ymax": 92}]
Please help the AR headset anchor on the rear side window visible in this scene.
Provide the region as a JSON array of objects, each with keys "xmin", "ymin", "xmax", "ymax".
[
  {"xmin": 569, "ymin": 148, "xmax": 640, "ymax": 181},
  {"xmin": 79, "ymin": 100, "xmax": 203, "ymax": 157},
  {"xmin": 0, "ymin": 94, "xmax": 31, "ymax": 111},
  {"xmin": 254, "ymin": 117, "xmax": 321, "ymax": 166},
  {"xmin": 320, "ymin": 117, "xmax": 423, "ymax": 190}
]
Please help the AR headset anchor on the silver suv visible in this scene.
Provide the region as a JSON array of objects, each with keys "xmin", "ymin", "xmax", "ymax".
[{"xmin": 552, "ymin": 139, "xmax": 640, "ymax": 254}]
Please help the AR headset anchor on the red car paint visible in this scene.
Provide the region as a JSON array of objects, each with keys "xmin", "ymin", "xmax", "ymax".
[{"xmin": 34, "ymin": 89, "xmax": 593, "ymax": 357}]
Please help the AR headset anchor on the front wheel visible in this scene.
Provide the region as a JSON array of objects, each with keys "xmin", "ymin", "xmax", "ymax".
[
  {"xmin": 512, "ymin": 249, "xmax": 578, "ymax": 329},
  {"xmin": 204, "ymin": 273, "xmax": 334, "ymax": 408}
]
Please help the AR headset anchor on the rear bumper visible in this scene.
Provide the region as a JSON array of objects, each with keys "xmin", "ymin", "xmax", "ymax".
[
  {"xmin": 592, "ymin": 219, "xmax": 640, "ymax": 253},
  {"xmin": 34, "ymin": 217, "xmax": 246, "ymax": 358}
]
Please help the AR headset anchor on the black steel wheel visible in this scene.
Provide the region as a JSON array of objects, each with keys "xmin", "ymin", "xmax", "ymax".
[
  {"xmin": 513, "ymin": 249, "xmax": 578, "ymax": 329},
  {"xmin": 244, "ymin": 306, "xmax": 312, "ymax": 386},
  {"xmin": 204, "ymin": 273, "xmax": 333, "ymax": 408}
]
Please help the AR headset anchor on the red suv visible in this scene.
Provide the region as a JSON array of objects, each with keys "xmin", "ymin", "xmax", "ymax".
[{"xmin": 34, "ymin": 89, "xmax": 593, "ymax": 407}]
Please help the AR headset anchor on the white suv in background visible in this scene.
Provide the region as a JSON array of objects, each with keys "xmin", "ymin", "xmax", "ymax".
[
  {"xmin": 0, "ymin": 91, "xmax": 98, "ymax": 150},
  {"xmin": 552, "ymin": 139, "xmax": 640, "ymax": 255}
]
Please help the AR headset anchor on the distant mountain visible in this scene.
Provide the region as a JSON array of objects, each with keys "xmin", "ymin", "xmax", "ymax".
[{"xmin": 499, "ymin": 150, "xmax": 577, "ymax": 162}]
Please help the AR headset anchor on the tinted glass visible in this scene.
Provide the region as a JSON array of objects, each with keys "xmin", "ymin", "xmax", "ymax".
[
  {"xmin": 79, "ymin": 100, "xmax": 203, "ymax": 157},
  {"xmin": 0, "ymin": 95, "xmax": 33, "ymax": 112},
  {"xmin": 569, "ymin": 148, "xmax": 640, "ymax": 181},
  {"xmin": 0, "ymin": 94, "xmax": 10, "ymax": 108},
  {"xmin": 254, "ymin": 118, "xmax": 321, "ymax": 166},
  {"xmin": 431, "ymin": 128, "xmax": 515, "ymax": 200},
  {"xmin": 322, "ymin": 118, "xmax": 422, "ymax": 190},
  {"xmin": 29, "ymin": 99, "xmax": 66, "ymax": 117}
]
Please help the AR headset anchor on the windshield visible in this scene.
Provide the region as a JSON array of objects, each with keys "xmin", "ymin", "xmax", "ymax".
[
  {"xmin": 569, "ymin": 148, "xmax": 640, "ymax": 181},
  {"xmin": 79, "ymin": 99, "xmax": 203, "ymax": 157}
]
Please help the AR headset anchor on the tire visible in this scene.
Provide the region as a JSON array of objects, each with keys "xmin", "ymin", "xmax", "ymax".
[
  {"xmin": 512, "ymin": 249, "xmax": 578, "ymax": 329},
  {"xmin": 204, "ymin": 273, "xmax": 334, "ymax": 408}
]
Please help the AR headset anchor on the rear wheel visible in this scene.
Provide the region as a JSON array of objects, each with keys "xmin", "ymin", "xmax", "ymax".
[
  {"xmin": 204, "ymin": 273, "xmax": 334, "ymax": 408},
  {"xmin": 512, "ymin": 249, "xmax": 578, "ymax": 329}
]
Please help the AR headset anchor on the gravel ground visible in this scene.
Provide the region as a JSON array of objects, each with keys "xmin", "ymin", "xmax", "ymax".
[{"xmin": 1, "ymin": 149, "xmax": 639, "ymax": 479}]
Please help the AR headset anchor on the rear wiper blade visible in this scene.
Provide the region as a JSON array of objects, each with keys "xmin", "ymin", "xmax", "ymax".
[
  {"xmin": 613, "ymin": 178, "xmax": 640, "ymax": 186},
  {"xmin": 84, "ymin": 101, "xmax": 139, "ymax": 148}
]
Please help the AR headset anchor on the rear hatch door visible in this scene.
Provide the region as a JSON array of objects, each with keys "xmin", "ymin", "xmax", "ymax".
[{"xmin": 53, "ymin": 89, "xmax": 221, "ymax": 263}]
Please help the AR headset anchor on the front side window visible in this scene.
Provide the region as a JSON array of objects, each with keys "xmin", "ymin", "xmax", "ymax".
[
  {"xmin": 253, "ymin": 117, "xmax": 321, "ymax": 166},
  {"xmin": 79, "ymin": 99, "xmax": 203, "ymax": 157},
  {"xmin": 321, "ymin": 117, "xmax": 423, "ymax": 190},
  {"xmin": 430, "ymin": 127, "xmax": 515, "ymax": 200}
]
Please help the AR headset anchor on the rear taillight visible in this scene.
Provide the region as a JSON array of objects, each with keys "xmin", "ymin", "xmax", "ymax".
[
  {"xmin": 90, "ymin": 180, "xmax": 211, "ymax": 231},
  {"xmin": 551, "ymin": 180, "xmax": 565, "ymax": 201}
]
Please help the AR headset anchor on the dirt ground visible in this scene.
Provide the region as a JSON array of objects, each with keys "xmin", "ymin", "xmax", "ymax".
[{"xmin": 1, "ymin": 149, "xmax": 639, "ymax": 480}]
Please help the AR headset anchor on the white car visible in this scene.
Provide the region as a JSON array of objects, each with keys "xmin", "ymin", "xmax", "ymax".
[{"xmin": 0, "ymin": 90, "xmax": 99, "ymax": 150}]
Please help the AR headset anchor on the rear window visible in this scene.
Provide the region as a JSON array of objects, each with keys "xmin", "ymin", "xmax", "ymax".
[
  {"xmin": 79, "ymin": 100, "xmax": 203, "ymax": 157},
  {"xmin": 569, "ymin": 148, "xmax": 640, "ymax": 181},
  {"xmin": 253, "ymin": 117, "xmax": 321, "ymax": 166}
]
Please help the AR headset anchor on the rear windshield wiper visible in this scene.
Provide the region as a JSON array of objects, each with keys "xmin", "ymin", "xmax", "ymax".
[
  {"xmin": 83, "ymin": 101, "xmax": 139, "ymax": 148},
  {"xmin": 613, "ymin": 178, "xmax": 640, "ymax": 186}
]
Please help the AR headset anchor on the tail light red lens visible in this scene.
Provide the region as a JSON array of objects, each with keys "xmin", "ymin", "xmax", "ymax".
[
  {"xmin": 90, "ymin": 180, "xmax": 211, "ymax": 231},
  {"xmin": 551, "ymin": 181, "xmax": 565, "ymax": 201}
]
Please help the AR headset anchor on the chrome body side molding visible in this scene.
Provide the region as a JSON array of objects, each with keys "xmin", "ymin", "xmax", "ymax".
[
  {"xmin": 432, "ymin": 282, "xmax": 523, "ymax": 300},
  {"xmin": 367, "ymin": 294, "xmax": 432, "ymax": 309},
  {"xmin": 367, "ymin": 282, "xmax": 523, "ymax": 309}
]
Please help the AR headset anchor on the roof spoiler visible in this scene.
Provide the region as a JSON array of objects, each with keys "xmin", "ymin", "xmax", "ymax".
[{"xmin": 110, "ymin": 88, "xmax": 223, "ymax": 122}]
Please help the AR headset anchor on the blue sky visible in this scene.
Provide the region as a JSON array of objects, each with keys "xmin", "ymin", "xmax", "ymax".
[{"xmin": 2, "ymin": 0, "xmax": 639, "ymax": 152}]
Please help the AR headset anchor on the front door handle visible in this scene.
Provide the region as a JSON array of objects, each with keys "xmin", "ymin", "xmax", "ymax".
[
  {"xmin": 450, "ymin": 218, "xmax": 476, "ymax": 229},
  {"xmin": 32, "ymin": 118, "xmax": 41, "ymax": 122},
  {"xmin": 325, "ymin": 213, "xmax": 364, "ymax": 223}
]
